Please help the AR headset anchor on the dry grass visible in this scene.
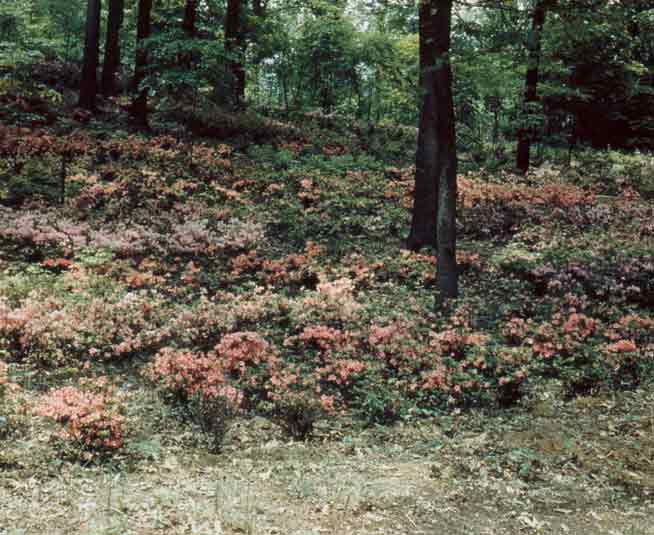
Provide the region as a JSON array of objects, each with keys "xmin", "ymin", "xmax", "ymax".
[{"xmin": 2, "ymin": 382, "xmax": 654, "ymax": 535}]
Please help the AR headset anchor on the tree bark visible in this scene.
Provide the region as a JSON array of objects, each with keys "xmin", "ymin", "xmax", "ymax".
[
  {"xmin": 101, "ymin": 0, "xmax": 124, "ymax": 96},
  {"xmin": 406, "ymin": 0, "xmax": 458, "ymax": 300},
  {"xmin": 405, "ymin": 0, "xmax": 445, "ymax": 252},
  {"xmin": 516, "ymin": 0, "xmax": 548, "ymax": 174},
  {"xmin": 183, "ymin": 0, "xmax": 198, "ymax": 36},
  {"xmin": 434, "ymin": 0, "xmax": 458, "ymax": 302},
  {"xmin": 78, "ymin": 0, "xmax": 102, "ymax": 110},
  {"xmin": 131, "ymin": 0, "xmax": 153, "ymax": 128},
  {"xmin": 225, "ymin": 0, "xmax": 246, "ymax": 108},
  {"xmin": 252, "ymin": 0, "xmax": 266, "ymax": 18}
]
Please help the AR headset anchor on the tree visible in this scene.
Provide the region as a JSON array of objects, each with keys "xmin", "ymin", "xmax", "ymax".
[
  {"xmin": 516, "ymin": 0, "xmax": 548, "ymax": 174},
  {"xmin": 78, "ymin": 0, "xmax": 102, "ymax": 109},
  {"xmin": 101, "ymin": 0, "xmax": 124, "ymax": 96},
  {"xmin": 224, "ymin": 0, "xmax": 246, "ymax": 107},
  {"xmin": 131, "ymin": 0, "xmax": 153, "ymax": 127},
  {"xmin": 182, "ymin": 0, "xmax": 198, "ymax": 36},
  {"xmin": 433, "ymin": 0, "xmax": 458, "ymax": 301},
  {"xmin": 252, "ymin": 0, "xmax": 266, "ymax": 18},
  {"xmin": 406, "ymin": 0, "xmax": 458, "ymax": 301},
  {"xmin": 544, "ymin": 0, "xmax": 654, "ymax": 151},
  {"xmin": 296, "ymin": 1, "xmax": 359, "ymax": 113}
]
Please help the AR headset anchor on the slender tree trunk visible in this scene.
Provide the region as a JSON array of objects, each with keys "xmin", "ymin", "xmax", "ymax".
[
  {"xmin": 101, "ymin": 0, "xmax": 124, "ymax": 96},
  {"xmin": 252, "ymin": 0, "xmax": 266, "ymax": 18},
  {"xmin": 405, "ymin": 0, "xmax": 441, "ymax": 251},
  {"xmin": 183, "ymin": 0, "xmax": 198, "ymax": 36},
  {"xmin": 406, "ymin": 0, "xmax": 458, "ymax": 301},
  {"xmin": 78, "ymin": 0, "xmax": 102, "ymax": 110},
  {"xmin": 434, "ymin": 0, "xmax": 458, "ymax": 302},
  {"xmin": 516, "ymin": 0, "xmax": 548, "ymax": 174},
  {"xmin": 131, "ymin": 0, "xmax": 153, "ymax": 128},
  {"xmin": 225, "ymin": 0, "xmax": 245, "ymax": 108},
  {"xmin": 180, "ymin": 0, "xmax": 198, "ymax": 71}
]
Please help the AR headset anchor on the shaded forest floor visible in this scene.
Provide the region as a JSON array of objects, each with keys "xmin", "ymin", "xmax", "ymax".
[{"xmin": 1, "ymin": 99, "xmax": 654, "ymax": 534}]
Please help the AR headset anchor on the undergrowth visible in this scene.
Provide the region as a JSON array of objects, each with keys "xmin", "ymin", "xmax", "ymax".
[{"xmin": 1, "ymin": 98, "xmax": 653, "ymax": 459}]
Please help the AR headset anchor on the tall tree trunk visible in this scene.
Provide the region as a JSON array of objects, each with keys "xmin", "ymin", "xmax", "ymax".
[
  {"xmin": 225, "ymin": 0, "xmax": 245, "ymax": 108},
  {"xmin": 252, "ymin": 0, "xmax": 266, "ymax": 18},
  {"xmin": 182, "ymin": 0, "xmax": 198, "ymax": 36},
  {"xmin": 405, "ymin": 0, "xmax": 441, "ymax": 251},
  {"xmin": 406, "ymin": 0, "xmax": 458, "ymax": 301},
  {"xmin": 516, "ymin": 0, "xmax": 548, "ymax": 174},
  {"xmin": 101, "ymin": 0, "xmax": 124, "ymax": 96},
  {"xmin": 181, "ymin": 0, "xmax": 198, "ymax": 70},
  {"xmin": 78, "ymin": 0, "xmax": 102, "ymax": 110},
  {"xmin": 434, "ymin": 0, "xmax": 458, "ymax": 302},
  {"xmin": 131, "ymin": 0, "xmax": 153, "ymax": 128}
]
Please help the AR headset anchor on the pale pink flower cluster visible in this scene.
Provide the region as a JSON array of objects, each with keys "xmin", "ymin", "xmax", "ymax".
[
  {"xmin": 215, "ymin": 331, "xmax": 273, "ymax": 377},
  {"xmin": 295, "ymin": 277, "xmax": 361, "ymax": 323},
  {"xmin": 0, "ymin": 207, "xmax": 264, "ymax": 258},
  {"xmin": 606, "ymin": 339, "xmax": 638, "ymax": 354},
  {"xmin": 298, "ymin": 325, "xmax": 349, "ymax": 351},
  {"xmin": 145, "ymin": 347, "xmax": 242, "ymax": 403},
  {"xmin": 35, "ymin": 382, "xmax": 124, "ymax": 451},
  {"xmin": 0, "ymin": 207, "xmax": 90, "ymax": 249},
  {"xmin": 316, "ymin": 359, "xmax": 367, "ymax": 387},
  {"xmin": 0, "ymin": 291, "xmax": 172, "ymax": 366},
  {"xmin": 166, "ymin": 290, "xmax": 281, "ymax": 349}
]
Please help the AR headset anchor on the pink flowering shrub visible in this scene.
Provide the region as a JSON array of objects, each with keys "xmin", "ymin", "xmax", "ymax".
[
  {"xmin": 215, "ymin": 331, "xmax": 274, "ymax": 378},
  {"xmin": 0, "ymin": 360, "xmax": 21, "ymax": 439},
  {"xmin": 0, "ymin": 291, "xmax": 172, "ymax": 366},
  {"xmin": 282, "ymin": 325, "xmax": 368, "ymax": 403},
  {"xmin": 314, "ymin": 358, "xmax": 368, "ymax": 402},
  {"xmin": 364, "ymin": 312, "xmax": 533, "ymax": 408},
  {"xmin": 145, "ymin": 347, "xmax": 233, "ymax": 402},
  {"xmin": 297, "ymin": 325, "xmax": 349, "ymax": 355},
  {"xmin": 292, "ymin": 277, "xmax": 361, "ymax": 325},
  {"xmin": 0, "ymin": 205, "xmax": 263, "ymax": 260},
  {"xmin": 231, "ymin": 242, "xmax": 322, "ymax": 288},
  {"xmin": 166, "ymin": 295, "xmax": 237, "ymax": 350},
  {"xmin": 0, "ymin": 205, "xmax": 88, "ymax": 252},
  {"xmin": 166, "ymin": 291, "xmax": 283, "ymax": 351},
  {"xmin": 35, "ymin": 378, "xmax": 125, "ymax": 459},
  {"xmin": 367, "ymin": 320, "xmax": 434, "ymax": 377},
  {"xmin": 144, "ymin": 347, "xmax": 244, "ymax": 452},
  {"xmin": 496, "ymin": 308, "xmax": 654, "ymax": 396},
  {"xmin": 91, "ymin": 223, "xmax": 163, "ymax": 257},
  {"xmin": 169, "ymin": 219, "xmax": 263, "ymax": 255}
]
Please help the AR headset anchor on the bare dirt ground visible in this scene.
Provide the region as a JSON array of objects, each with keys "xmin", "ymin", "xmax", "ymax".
[{"xmin": 2, "ymin": 383, "xmax": 654, "ymax": 535}]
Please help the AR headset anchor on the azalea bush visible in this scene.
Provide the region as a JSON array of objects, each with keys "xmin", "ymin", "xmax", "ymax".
[
  {"xmin": 266, "ymin": 369, "xmax": 336, "ymax": 440},
  {"xmin": 498, "ymin": 307, "xmax": 654, "ymax": 397},
  {"xmin": 3, "ymin": 98, "xmax": 654, "ymax": 455},
  {"xmin": 0, "ymin": 290, "xmax": 173, "ymax": 366},
  {"xmin": 0, "ymin": 206, "xmax": 264, "ymax": 261},
  {"xmin": 144, "ymin": 346, "xmax": 245, "ymax": 450},
  {"xmin": 34, "ymin": 377, "xmax": 125, "ymax": 461}
]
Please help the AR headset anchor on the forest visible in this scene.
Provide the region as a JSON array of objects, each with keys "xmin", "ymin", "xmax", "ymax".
[{"xmin": 1, "ymin": 0, "xmax": 654, "ymax": 533}]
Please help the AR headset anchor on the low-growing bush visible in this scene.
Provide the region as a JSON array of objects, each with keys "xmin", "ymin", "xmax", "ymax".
[
  {"xmin": 264, "ymin": 365, "xmax": 336, "ymax": 440},
  {"xmin": 34, "ymin": 377, "xmax": 125, "ymax": 461},
  {"xmin": 188, "ymin": 392, "xmax": 240, "ymax": 453},
  {"xmin": 0, "ymin": 290, "xmax": 172, "ymax": 367},
  {"xmin": 355, "ymin": 382, "xmax": 406, "ymax": 425},
  {"xmin": 144, "ymin": 347, "xmax": 243, "ymax": 451},
  {"xmin": 269, "ymin": 390, "xmax": 330, "ymax": 440}
]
